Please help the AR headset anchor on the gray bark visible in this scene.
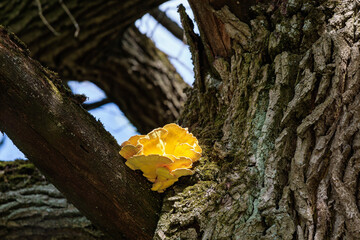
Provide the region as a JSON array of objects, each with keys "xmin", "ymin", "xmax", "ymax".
[
  {"xmin": 0, "ymin": 160, "xmax": 109, "ymax": 239},
  {"xmin": 155, "ymin": 0, "xmax": 360, "ymax": 239},
  {"xmin": 2, "ymin": 0, "xmax": 360, "ymax": 239}
]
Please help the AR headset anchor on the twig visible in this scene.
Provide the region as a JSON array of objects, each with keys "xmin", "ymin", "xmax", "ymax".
[
  {"xmin": 59, "ymin": 0, "xmax": 80, "ymax": 37},
  {"xmin": 35, "ymin": 0, "xmax": 60, "ymax": 36},
  {"xmin": 150, "ymin": 8, "xmax": 184, "ymax": 41},
  {"xmin": 167, "ymin": 54, "xmax": 193, "ymax": 74},
  {"xmin": 82, "ymin": 98, "xmax": 111, "ymax": 110},
  {"xmin": 0, "ymin": 135, "xmax": 5, "ymax": 147}
]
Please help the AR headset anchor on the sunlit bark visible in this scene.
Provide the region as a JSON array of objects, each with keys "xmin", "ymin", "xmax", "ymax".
[{"xmin": 155, "ymin": 1, "xmax": 360, "ymax": 239}]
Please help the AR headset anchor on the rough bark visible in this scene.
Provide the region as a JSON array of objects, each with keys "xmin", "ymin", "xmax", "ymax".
[
  {"xmin": 0, "ymin": 27, "xmax": 161, "ymax": 240},
  {"xmin": 1, "ymin": 0, "xmax": 188, "ymax": 133},
  {"xmin": 0, "ymin": 160, "xmax": 109, "ymax": 239},
  {"xmin": 2, "ymin": 0, "xmax": 360, "ymax": 239},
  {"xmin": 155, "ymin": 0, "xmax": 360, "ymax": 239},
  {"xmin": 0, "ymin": 0, "xmax": 187, "ymax": 238}
]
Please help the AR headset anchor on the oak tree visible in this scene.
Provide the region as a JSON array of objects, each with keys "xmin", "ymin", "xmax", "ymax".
[{"xmin": 1, "ymin": 0, "xmax": 360, "ymax": 240}]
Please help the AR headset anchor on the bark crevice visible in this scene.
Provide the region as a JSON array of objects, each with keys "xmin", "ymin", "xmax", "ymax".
[{"xmin": 155, "ymin": 1, "xmax": 360, "ymax": 239}]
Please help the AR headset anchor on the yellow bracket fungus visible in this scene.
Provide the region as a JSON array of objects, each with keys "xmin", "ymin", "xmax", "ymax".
[{"xmin": 119, "ymin": 123, "xmax": 202, "ymax": 193}]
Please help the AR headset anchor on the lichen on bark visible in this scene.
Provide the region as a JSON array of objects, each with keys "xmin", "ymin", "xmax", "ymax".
[
  {"xmin": 0, "ymin": 160, "xmax": 110, "ymax": 239},
  {"xmin": 155, "ymin": 0, "xmax": 360, "ymax": 239}
]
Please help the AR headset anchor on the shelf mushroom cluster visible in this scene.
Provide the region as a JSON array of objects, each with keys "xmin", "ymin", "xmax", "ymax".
[{"xmin": 119, "ymin": 123, "xmax": 202, "ymax": 193}]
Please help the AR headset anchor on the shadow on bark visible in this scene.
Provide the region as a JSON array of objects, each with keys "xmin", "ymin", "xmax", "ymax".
[{"xmin": 0, "ymin": 160, "xmax": 110, "ymax": 239}]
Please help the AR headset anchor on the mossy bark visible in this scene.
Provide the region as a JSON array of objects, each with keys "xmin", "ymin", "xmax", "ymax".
[
  {"xmin": 155, "ymin": 0, "xmax": 360, "ymax": 239},
  {"xmin": 0, "ymin": 0, "xmax": 185, "ymax": 238},
  {"xmin": 0, "ymin": 160, "xmax": 110, "ymax": 239},
  {"xmin": 2, "ymin": 0, "xmax": 360, "ymax": 239}
]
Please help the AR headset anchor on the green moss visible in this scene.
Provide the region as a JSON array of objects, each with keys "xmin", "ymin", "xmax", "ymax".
[
  {"xmin": 0, "ymin": 25, "xmax": 30, "ymax": 56},
  {"xmin": 0, "ymin": 160, "xmax": 45, "ymax": 192},
  {"xmin": 0, "ymin": 160, "xmax": 9, "ymax": 168},
  {"xmin": 18, "ymin": 163, "xmax": 36, "ymax": 174},
  {"xmin": 36, "ymin": 65, "xmax": 72, "ymax": 98},
  {"xmin": 7, "ymin": 173, "xmax": 29, "ymax": 181},
  {"xmin": 195, "ymin": 157, "xmax": 220, "ymax": 181}
]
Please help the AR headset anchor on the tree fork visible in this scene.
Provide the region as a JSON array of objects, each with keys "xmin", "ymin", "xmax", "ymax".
[{"xmin": 0, "ymin": 27, "xmax": 161, "ymax": 240}]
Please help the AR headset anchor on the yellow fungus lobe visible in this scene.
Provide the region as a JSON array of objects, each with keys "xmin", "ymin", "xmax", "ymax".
[{"xmin": 119, "ymin": 123, "xmax": 202, "ymax": 193}]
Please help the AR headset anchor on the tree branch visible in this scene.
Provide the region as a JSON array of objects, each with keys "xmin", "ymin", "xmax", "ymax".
[
  {"xmin": 149, "ymin": 8, "xmax": 184, "ymax": 41},
  {"xmin": 82, "ymin": 26, "xmax": 188, "ymax": 134},
  {"xmin": 83, "ymin": 98, "xmax": 111, "ymax": 111},
  {"xmin": 0, "ymin": 160, "xmax": 110, "ymax": 239},
  {"xmin": 0, "ymin": 27, "xmax": 161, "ymax": 240},
  {"xmin": 1, "ymin": 0, "xmax": 187, "ymax": 134}
]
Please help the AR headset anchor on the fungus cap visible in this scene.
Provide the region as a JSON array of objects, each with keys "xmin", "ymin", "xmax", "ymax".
[{"xmin": 119, "ymin": 123, "xmax": 202, "ymax": 193}]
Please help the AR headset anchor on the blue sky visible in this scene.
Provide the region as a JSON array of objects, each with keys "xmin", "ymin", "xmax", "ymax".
[{"xmin": 0, "ymin": 0, "xmax": 195, "ymax": 160}]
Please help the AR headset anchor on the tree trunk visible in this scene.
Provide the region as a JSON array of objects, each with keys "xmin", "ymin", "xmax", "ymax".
[
  {"xmin": 155, "ymin": 0, "xmax": 360, "ymax": 239},
  {"xmin": 1, "ymin": 0, "xmax": 187, "ymax": 133},
  {"xmin": 0, "ymin": 160, "xmax": 109, "ymax": 239},
  {"xmin": 2, "ymin": 0, "xmax": 360, "ymax": 239},
  {"xmin": 0, "ymin": 1, "xmax": 187, "ymax": 238}
]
